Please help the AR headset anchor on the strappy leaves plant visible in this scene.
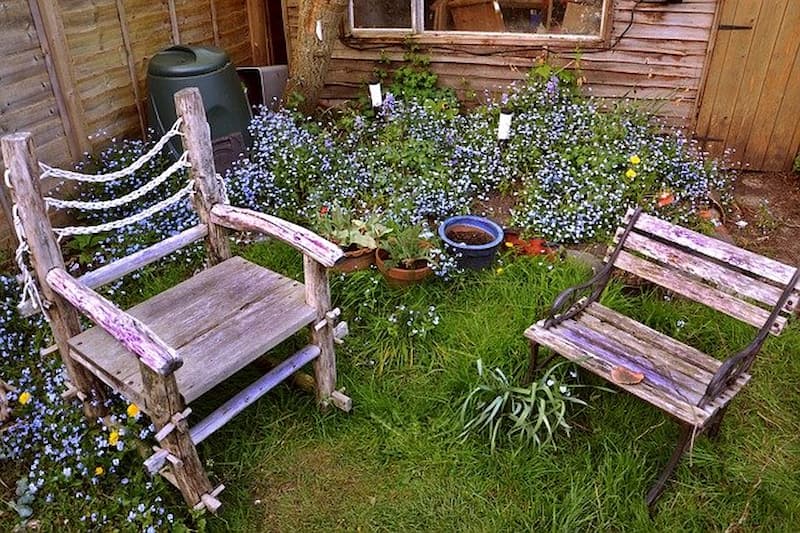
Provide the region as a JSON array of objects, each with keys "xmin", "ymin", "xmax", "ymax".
[{"xmin": 459, "ymin": 359, "xmax": 595, "ymax": 452}]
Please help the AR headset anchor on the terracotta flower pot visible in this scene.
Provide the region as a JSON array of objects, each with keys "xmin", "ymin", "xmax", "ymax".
[
  {"xmin": 375, "ymin": 249, "xmax": 433, "ymax": 288},
  {"xmin": 332, "ymin": 246, "xmax": 375, "ymax": 273}
]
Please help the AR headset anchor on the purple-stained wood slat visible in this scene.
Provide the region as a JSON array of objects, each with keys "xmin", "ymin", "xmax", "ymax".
[
  {"xmin": 526, "ymin": 324, "xmax": 714, "ymax": 426},
  {"xmin": 46, "ymin": 267, "xmax": 180, "ymax": 375},
  {"xmin": 210, "ymin": 204, "xmax": 344, "ymax": 268},
  {"xmin": 555, "ymin": 321, "xmax": 703, "ymax": 406},
  {"xmin": 633, "ymin": 211, "xmax": 799, "ymax": 288},
  {"xmin": 615, "ymin": 251, "xmax": 786, "ymax": 334},
  {"xmin": 623, "ymin": 231, "xmax": 787, "ymax": 310}
]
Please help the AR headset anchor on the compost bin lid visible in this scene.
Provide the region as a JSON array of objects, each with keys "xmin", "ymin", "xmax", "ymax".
[{"xmin": 148, "ymin": 45, "xmax": 229, "ymax": 77}]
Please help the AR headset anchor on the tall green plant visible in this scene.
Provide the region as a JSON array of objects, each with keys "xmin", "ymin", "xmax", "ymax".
[{"xmin": 460, "ymin": 359, "xmax": 594, "ymax": 452}]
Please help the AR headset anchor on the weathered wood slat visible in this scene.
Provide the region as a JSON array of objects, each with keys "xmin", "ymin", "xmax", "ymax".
[
  {"xmin": 633, "ymin": 212, "xmax": 799, "ymax": 288},
  {"xmin": 190, "ymin": 344, "xmax": 320, "ymax": 444},
  {"xmin": 78, "ymin": 224, "xmax": 208, "ymax": 290},
  {"xmin": 47, "ymin": 267, "xmax": 181, "ymax": 375},
  {"xmin": 210, "ymin": 204, "xmax": 344, "ymax": 268},
  {"xmin": 526, "ymin": 324, "xmax": 715, "ymax": 427},
  {"xmin": 556, "ymin": 320, "xmax": 704, "ymax": 406},
  {"xmin": 623, "ymin": 231, "xmax": 788, "ymax": 310},
  {"xmin": 614, "ymin": 251, "xmax": 786, "ymax": 334},
  {"xmin": 69, "ymin": 257, "xmax": 317, "ymax": 404},
  {"xmin": 577, "ymin": 308, "xmax": 715, "ymax": 383}
]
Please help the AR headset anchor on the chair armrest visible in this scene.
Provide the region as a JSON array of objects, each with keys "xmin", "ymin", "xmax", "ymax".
[
  {"xmin": 542, "ymin": 263, "xmax": 614, "ymax": 328},
  {"xmin": 45, "ymin": 268, "xmax": 181, "ymax": 375},
  {"xmin": 542, "ymin": 207, "xmax": 643, "ymax": 328},
  {"xmin": 209, "ymin": 204, "xmax": 344, "ymax": 268},
  {"xmin": 700, "ymin": 268, "xmax": 800, "ymax": 407}
]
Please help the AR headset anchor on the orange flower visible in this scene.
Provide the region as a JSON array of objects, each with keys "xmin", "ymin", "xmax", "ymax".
[{"xmin": 319, "ymin": 206, "xmax": 329, "ymax": 215}]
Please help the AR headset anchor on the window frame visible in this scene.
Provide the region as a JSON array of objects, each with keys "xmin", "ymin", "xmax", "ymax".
[{"xmin": 346, "ymin": 0, "xmax": 615, "ymax": 48}]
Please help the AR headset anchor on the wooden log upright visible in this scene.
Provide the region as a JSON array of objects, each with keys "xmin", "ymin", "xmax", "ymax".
[
  {"xmin": 139, "ymin": 362, "xmax": 214, "ymax": 508},
  {"xmin": 303, "ymin": 255, "xmax": 337, "ymax": 406},
  {"xmin": 0, "ymin": 133, "xmax": 107, "ymax": 419},
  {"xmin": 173, "ymin": 88, "xmax": 231, "ymax": 265}
]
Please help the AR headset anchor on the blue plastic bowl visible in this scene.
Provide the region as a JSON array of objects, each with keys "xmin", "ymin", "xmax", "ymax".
[{"xmin": 438, "ymin": 215, "xmax": 504, "ymax": 270}]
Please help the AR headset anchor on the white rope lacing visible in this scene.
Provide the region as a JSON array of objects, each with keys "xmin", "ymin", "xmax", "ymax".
[
  {"xmin": 38, "ymin": 118, "xmax": 184, "ymax": 184},
  {"xmin": 44, "ymin": 152, "xmax": 190, "ymax": 211},
  {"xmin": 8, "ymin": 197, "xmax": 49, "ymax": 320},
  {"xmin": 5, "ymin": 117, "xmax": 192, "ymax": 317},
  {"xmin": 52, "ymin": 182, "xmax": 194, "ymax": 238}
]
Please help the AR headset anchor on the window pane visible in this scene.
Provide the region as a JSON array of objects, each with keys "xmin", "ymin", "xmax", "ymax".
[
  {"xmin": 353, "ymin": 0, "xmax": 412, "ymax": 29},
  {"xmin": 424, "ymin": 0, "xmax": 604, "ymax": 35}
]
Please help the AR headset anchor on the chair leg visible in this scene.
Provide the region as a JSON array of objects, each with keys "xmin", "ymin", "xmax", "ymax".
[
  {"xmin": 140, "ymin": 363, "xmax": 213, "ymax": 508},
  {"xmin": 646, "ymin": 423, "xmax": 693, "ymax": 509},
  {"xmin": 705, "ymin": 406, "xmax": 729, "ymax": 440},
  {"xmin": 524, "ymin": 341, "xmax": 541, "ymax": 384},
  {"xmin": 304, "ymin": 256, "xmax": 337, "ymax": 407}
]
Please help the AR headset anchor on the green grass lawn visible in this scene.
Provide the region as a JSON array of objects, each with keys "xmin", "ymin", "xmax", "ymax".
[{"xmin": 182, "ymin": 241, "xmax": 800, "ymax": 532}]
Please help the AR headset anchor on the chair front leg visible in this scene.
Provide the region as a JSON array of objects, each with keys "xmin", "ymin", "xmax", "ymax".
[
  {"xmin": 303, "ymin": 256, "xmax": 337, "ymax": 407},
  {"xmin": 646, "ymin": 423, "xmax": 693, "ymax": 510},
  {"xmin": 140, "ymin": 362, "xmax": 213, "ymax": 508}
]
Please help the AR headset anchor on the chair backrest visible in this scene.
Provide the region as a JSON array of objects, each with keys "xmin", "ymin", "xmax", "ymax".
[
  {"xmin": 3, "ymin": 88, "xmax": 230, "ymax": 315},
  {"xmin": 611, "ymin": 209, "xmax": 800, "ymax": 336}
]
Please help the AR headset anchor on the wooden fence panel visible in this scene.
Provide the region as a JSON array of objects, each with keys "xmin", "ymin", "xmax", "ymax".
[{"xmin": 0, "ymin": 0, "xmax": 75, "ymax": 251}]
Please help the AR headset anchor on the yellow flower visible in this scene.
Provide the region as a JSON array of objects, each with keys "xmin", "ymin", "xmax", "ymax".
[
  {"xmin": 109, "ymin": 430, "xmax": 120, "ymax": 446},
  {"xmin": 629, "ymin": 154, "xmax": 641, "ymax": 165},
  {"xmin": 18, "ymin": 391, "xmax": 31, "ymax": 405},
  {"xmin": 504, "ymin": 242, "xmax": 514, "ymax": 248},
  {"xmin": 496, "ymin": 267, "xmax": 504, "ymax": 274},
  {"xmin": 94, "ymin": 466, "xmax": 104, "ymax": 476},
  {"xmin": 625, "ymin": 168, "xmax": 637, "ymax": 179},
  {"xmin": 126, "ymin": 404, "xmax": 140, "ymax": 418}
]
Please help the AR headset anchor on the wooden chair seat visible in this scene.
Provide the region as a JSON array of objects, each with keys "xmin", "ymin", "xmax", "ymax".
[
  {"xmin": 526, "ymin": 302, "xmax": 750, "ymax": 427},
  {"xmin": 69, "ymin": 256, "xmax": 316, "ymax": 410}
]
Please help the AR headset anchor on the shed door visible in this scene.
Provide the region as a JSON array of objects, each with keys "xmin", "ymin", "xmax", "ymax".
[{"xmin": 695, "ymin": 0, "xmax": 800, "ymax": 171}]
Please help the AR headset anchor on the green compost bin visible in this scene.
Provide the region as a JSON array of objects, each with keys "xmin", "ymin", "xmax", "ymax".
[{"xmin": 147, "ymin": 45, "xmax": 251, "ymax": 171}]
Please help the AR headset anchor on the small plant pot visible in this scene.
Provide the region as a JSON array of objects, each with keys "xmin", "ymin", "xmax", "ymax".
[
  {"xmin": 439, "ymin": 215, "xmax": 503, "ymax": 270},
  {"xmin": 375, "ymin": 249, "xmax": 433, "ymax": 288},
  {"xmin": 332, "ymin": 246, "xmax": 375, "ymax": 273}
]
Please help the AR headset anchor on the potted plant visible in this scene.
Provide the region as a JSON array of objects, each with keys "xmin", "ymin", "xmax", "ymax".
[
  {"xmin": 315, "ymin": 206, "xmax": 392, "ymax": 273},
  {"xmin": 438, "ymin": 215, "xmax": 503, "ymax": 270},
  {"xmin": 375, "ymin": 225, "xmax": 435, "ymax": 288}
]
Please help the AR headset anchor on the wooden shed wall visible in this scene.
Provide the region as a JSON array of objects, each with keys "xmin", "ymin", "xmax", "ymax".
[
  {"xmin": 0, "ymin": 0, "xmax": 258, "ymax": 253},
  {"xmin": 284, "ymin": 0, "xmax": 716, "ymax": 127}
]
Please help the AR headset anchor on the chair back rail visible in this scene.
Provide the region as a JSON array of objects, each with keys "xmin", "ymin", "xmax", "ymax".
[{"xmin": 611, "ymin": 209, "xmax": 800, "ymax": 335}]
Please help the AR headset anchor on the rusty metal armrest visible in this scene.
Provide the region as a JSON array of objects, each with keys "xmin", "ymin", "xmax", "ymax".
[
  {"xmin": 700, "ymin": 268, "xmax": 800, "ymax": 408},
  {"xmin": 542, "ymin": 208, "xmax": 642, "ymax": 328}
]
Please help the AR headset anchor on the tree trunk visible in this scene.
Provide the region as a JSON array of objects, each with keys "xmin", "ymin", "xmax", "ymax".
[{"xmin": 285, "ymin": 0, "xmax": 348, "ymax": 114}]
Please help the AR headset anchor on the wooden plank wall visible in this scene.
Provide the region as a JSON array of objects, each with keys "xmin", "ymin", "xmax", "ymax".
[
  {"xmin": 0, "ymin": 0, "xmax": 257, "ymax": 253},
  {"xmin": 284, "ymin": 0, "xmax": 716, "ymax": 126},
  {"xmin": 696, "ymin": 0, "xmax": 800, "ymax": 171}
]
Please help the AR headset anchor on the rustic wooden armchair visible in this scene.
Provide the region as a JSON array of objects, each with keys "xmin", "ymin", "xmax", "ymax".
[
  {"xmin": 525, "ymin": 207, "xmax": 799, "ymax": 508},
  {"xmin": 1, "ymin": 88, "xmax": 351, "ymax": 512}
]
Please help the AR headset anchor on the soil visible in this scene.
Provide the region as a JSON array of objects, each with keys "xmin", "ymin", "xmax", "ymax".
[
  {"xmin": 722, "ymin": 171, "xmax": 800, "ymax": 265},
  {"xmin": 445, "ymin": 224, "xmax": 494, "ymax": 245}
]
